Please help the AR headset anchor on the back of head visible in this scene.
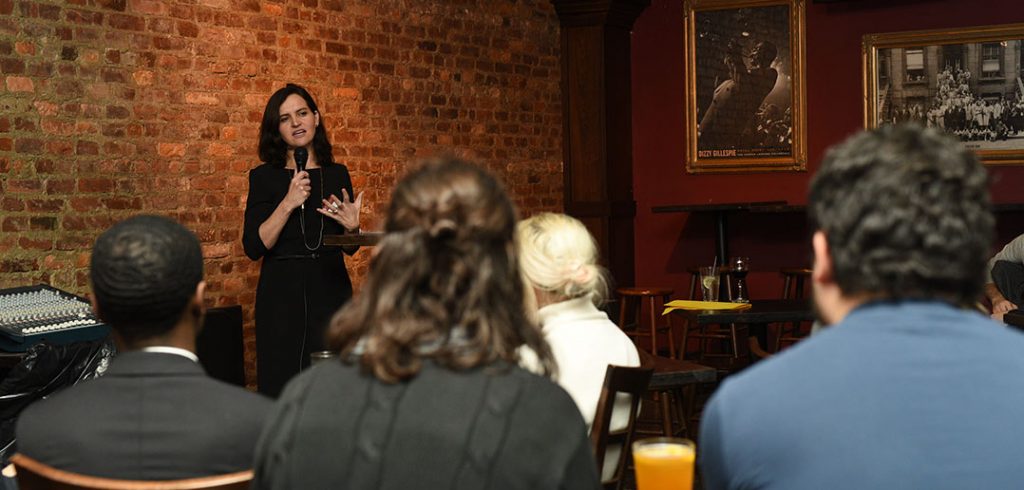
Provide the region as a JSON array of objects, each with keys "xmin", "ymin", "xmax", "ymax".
[
  {"xmin": 90, "ymin": 215, "xmax": 204, "ymax": 345},
  {"xmin": 328, "ymin": 157, "xmax": 554, "ymax": 381},
  {"xmin": 517, "ymin": 212, "xmax": 608, "ymax": 305},
  {"xmin": 808, "ymin": 124, "xmax": 992, "ymax": 305}
]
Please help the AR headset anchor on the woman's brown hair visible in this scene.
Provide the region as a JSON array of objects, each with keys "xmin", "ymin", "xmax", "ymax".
[{"xmin": 326, "ymin": 157, "xmax": 556, "ymax": 382}]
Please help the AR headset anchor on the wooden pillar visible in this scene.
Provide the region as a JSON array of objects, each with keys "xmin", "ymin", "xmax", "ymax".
[{"xmin": 551, "ymin": 0, "xmax": 649, "ymax": 289}]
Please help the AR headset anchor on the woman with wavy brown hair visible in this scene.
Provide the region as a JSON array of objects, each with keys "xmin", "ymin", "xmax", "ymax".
[{"xmin": 253, "ymin": 157, "xmax": 600, "ymax": 490}]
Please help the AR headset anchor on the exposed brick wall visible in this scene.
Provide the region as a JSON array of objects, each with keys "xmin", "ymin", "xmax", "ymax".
[{"xmin": 0, "ymin": 0, "xmax": 563, "ymax": 386}]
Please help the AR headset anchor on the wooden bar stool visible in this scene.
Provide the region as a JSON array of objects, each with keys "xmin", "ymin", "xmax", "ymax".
[
  {"xmin": 780, "ymin": 267, "xmax": 812, "ymax": 299},
  {"xmin": 617, "ymin": 287, "xmax": 676, "ymax": 358},
  {"xmin": 776, "ymin": 267, "xmax": 813, "ymax": 351}
]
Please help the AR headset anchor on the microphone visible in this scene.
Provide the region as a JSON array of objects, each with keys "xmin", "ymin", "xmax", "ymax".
[{"xmin": 294, "ymin": 147, "xmax": 308, "ymax": 210}]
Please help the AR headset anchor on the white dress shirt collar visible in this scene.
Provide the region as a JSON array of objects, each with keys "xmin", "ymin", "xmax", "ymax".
[{"xmin": 140, "ymin": 346, "xmax": 199, "ymax": 363}]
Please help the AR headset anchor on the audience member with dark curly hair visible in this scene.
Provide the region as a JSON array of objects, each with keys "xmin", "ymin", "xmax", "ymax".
[
  {"xmin": 17, "ymin": 215, "xmax": 270, "ymax": 480},
  {"xmin": 699, "ymin": 125, "xmax": 1024, "ymax": 489},
  {"xmin": 252, "ymin": 158, "xmax": 600, "ymax": 490}
]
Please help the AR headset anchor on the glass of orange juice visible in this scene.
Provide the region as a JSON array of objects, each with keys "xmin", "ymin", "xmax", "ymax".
[{"xmin": 632, "ymin": 437, "xmax": 696, "ymax": 490}]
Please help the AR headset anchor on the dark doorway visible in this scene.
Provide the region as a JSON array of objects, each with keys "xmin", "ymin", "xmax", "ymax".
[{"xmin": 943, "ymin": 45, "xmax": 965, "ymax": 71}]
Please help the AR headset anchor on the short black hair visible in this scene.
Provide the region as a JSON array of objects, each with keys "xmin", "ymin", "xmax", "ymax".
[
  {"xmin": 808, "ymin": 124, "xmax": 993, "ymax": 305},
  {"xmin": 89, "ymin": 215, "xmax": 204, "ymax": 342}
]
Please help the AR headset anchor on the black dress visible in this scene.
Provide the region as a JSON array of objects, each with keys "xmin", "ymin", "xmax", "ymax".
[{"xmin": 242, "ymin": 162, "xmax": 355, "ymax": 397}]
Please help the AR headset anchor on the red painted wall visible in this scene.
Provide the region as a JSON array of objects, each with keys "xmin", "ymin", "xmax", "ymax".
[{"xmin": 632, "ymin": 0, "xmax": 1024, "ymax": 300}]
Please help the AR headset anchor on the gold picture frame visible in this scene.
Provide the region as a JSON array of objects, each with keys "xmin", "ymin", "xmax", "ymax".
[
  {"xmin": 684, "ymin": 0, "xmax": 807, "ymax": 174},
  {"xmin": 864, "ymin": 23, "xmax": 1024, "ymax": 165}
]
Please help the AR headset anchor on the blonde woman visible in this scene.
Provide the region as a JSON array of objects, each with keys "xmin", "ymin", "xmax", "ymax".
[{"xmin": 517, "ymin": 213, "xmax": 640, "ymax": 480}]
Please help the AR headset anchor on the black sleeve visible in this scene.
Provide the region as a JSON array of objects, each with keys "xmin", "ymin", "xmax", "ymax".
[{"xmin": 242, "ymin": 168, "xmax": 274, "ymax": 260}]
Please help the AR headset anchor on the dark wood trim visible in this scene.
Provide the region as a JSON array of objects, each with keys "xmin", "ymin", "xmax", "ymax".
[
  {"xmin": 550, "ymin": 0, "xmax": 651, "ymax": 28},
  {"xmin": 564, "ymin": 200, "xmax": 637, "ymax": 218},
  {"xmin": 552, "ymin": 0, "xmax": 650, "ymax": 289}
]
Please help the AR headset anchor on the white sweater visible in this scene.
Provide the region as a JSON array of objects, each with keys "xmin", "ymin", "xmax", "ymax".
[{"xmin": 537, "ymin": 297, "xmax": 641, "ymax": 432}]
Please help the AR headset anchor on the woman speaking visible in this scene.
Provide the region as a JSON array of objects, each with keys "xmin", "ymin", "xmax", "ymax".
[{"xmin": 242, "ymin": 84, "xmax": 362, "ymax": 397}]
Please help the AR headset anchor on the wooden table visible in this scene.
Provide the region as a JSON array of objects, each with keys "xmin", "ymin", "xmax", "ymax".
[
  {"xmin": 637, "ymin": 348, "xmax": 717, "ymax": 389},
  {"xmin": 671, "ymin": 299, "xmax": 815, "ymax": 360},
  {"xmin": 636, "ymin": 347, "xmax": 717, "ymax": 437}
]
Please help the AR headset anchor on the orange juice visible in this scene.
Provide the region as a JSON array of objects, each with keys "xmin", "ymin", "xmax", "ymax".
[{"xmin": 632, "ymin": 438, "xmax": 696, "ymax": 490}]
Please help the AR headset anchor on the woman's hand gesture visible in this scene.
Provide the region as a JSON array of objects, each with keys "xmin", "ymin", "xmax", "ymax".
[{"xmin": 320, "ymin": 189, "xmax": 363, "ymax": 232}]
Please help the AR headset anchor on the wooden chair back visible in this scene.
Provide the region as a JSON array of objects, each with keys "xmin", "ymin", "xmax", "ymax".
[
  {"xmin": 10, "ymin": 454, "xmax": 253, "ymax": 490},
  {"xmin": 590, "ymin": 360, "xmax": 654, "ymax": 490},
  {"xmin": 775, "ymin": 268, "xmax": 814, "ymax": 351}
]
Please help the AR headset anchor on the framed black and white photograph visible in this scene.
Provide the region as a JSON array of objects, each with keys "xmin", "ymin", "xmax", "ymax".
[
  {"xmin": 864, "ymin": 23, "xmax": 1024, "ymax": 165},
  {"xmin": 685, "ymin": 0, "xmax": 807, "ymax": 173}
]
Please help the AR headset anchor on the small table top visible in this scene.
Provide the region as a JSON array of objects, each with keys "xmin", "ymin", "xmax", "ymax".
[
  {"xmin": 670, "ymin": 299, "xmax": 815, "ymax": 362},
  {"xmin": 638, "ymin": 348, "xmax": 717, "ymax": 388},
  {"xmin": 323, "ymin": 232, "xmax": 384, "ymax": 247},
  {"xmin": 670, "ymin": 299, "xmax": 815, "ymax": 325}
]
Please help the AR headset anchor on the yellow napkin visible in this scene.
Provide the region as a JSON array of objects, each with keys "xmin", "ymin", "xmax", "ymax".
[{"xmin": 662, "ymin": 300, "xmax": 753, "ymax": 315}]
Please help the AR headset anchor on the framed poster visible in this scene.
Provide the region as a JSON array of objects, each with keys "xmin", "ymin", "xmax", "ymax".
[
  {"xmin": 864, "ymin": 23, "xmax": 1024, "ymax": 165},
  {"xmin": 685, "ymin": 0, "xmax": 807, "ymax": 173}
]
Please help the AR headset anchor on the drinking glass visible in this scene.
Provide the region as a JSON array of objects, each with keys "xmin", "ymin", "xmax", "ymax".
[
  {"xmin": 632, "ymin": 437, "xmax": 696, "ymax": 490},
  {"xmin": 730, "ymin": 256, "xmax": 750, "ymax": 303},
  {"xmin": 699, "ymin": 266, "xmax": 719, "ymax": 302}
]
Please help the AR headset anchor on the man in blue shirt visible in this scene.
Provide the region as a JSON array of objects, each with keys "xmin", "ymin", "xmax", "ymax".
[{"xmin": 699, "ymin": 124, "xmax": 1024, "ymax": 489}]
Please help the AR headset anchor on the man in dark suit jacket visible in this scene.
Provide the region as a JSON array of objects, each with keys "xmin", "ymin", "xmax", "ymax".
[{"xmin": 16, "ymin": 215, "xmax": 271, "ymax": 480}]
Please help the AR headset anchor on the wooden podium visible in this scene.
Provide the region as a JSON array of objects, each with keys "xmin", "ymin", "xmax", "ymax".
[{"xmin": 323, "ymin": 231, "xmax": 384, "ymax": 247}]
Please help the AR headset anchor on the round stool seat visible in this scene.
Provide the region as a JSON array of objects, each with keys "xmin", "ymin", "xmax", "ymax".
[
  {"xmin": 617, "ymin": 287, "xmax": 674, "ymax": 297},
  {"xmin": 617, "ymin": 287, "xmax": 676, "ymax": 358},
  {"xmin": 779, "ymin": 267, "xmax": 812, "ymax": 275}
]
